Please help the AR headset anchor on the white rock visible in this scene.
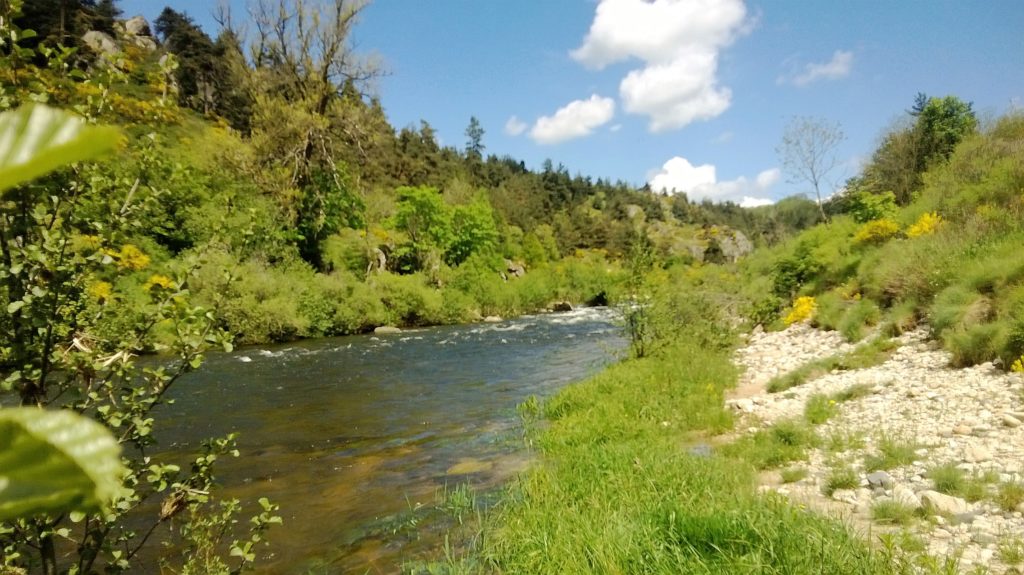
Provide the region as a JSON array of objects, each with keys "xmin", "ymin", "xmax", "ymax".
[{"xmin": 920, "ymin": 490, "xmax": 972, "ymax": 516}]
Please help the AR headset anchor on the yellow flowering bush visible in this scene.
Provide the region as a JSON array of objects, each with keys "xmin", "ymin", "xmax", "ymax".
[
  {"xmin": 86, "ymin": 281, "xmax": 113, "ymax": 303},
  {"xmin": 906, "ymin": 211, "xmax": 943, "ymax": 238},
  {"xmin": 1012, "ymin": 356, "xmax": 1024, "ymax": 373},
  {"xmin": 853, "ymin": 218, "xmax": 900, "ymax": 245},
  {"xmin": 143, "ymin": 274, "xmax": 175, "ymax": 291},
  {"xmin": 784, "ymin": 296, "xmax": 817, "ymax": 325},
  {"xmin": 111, "ymin": 244, "xmax": 150, "ymax": 270}
]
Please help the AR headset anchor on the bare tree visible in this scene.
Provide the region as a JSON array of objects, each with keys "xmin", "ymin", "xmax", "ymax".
[{"xmin": 777, "ymin": 116, "xmax": 845, "ymax": 222}]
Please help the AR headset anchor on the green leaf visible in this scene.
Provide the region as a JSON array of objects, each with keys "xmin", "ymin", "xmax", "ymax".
[
  {"xmin": 0, "ymin": 104, "xmax": 121, "ymax": 195},
  {"xmin": 0, "ymin": 408, "xmax": 125, "ymax": 521},
  {"xmin": 6, "ymin": 300, "xmax": 24, "ymax": 314}
]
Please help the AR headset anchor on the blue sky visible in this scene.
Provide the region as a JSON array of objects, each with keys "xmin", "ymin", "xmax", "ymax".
[{"xmin": 128, "ymin": 0, "xmax": 1022, "ymax": 205}]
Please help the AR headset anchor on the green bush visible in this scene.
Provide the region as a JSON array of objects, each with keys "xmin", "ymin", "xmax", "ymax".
[
  {"xmin": 944, "ymin": 322, "xmax": 1007, "ymax": 367},
  {"xmin": 837, "ymin": 298, "xmax": 881, "ymax": 341}
]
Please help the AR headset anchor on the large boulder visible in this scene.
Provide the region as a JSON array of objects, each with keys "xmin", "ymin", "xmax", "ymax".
[
  {"xmin": 82, "ymin": 31, "xmax": 120, "ymax": 57},
  {"xmin": 116, "ymin": 16, "xmax": 158, "ymax": 51},
  {"xmin": 919, "ymin": 490, "xmax": 972, "ymax": 516}
]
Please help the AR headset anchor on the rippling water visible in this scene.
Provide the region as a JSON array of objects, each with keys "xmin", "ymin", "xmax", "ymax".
[{"xmin": 155, "ymin": 307, "xmax": 626, "ymax": 573}]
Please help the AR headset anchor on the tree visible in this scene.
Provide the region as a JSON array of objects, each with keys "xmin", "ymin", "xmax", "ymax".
[
  {"xmin": 465, "ymin": 115, "xmax": 485, "ymax": 158},
  {"xmin": 777, "ymin": 116, "xmax": 845, "ymax": 222},
  {"xmin": 0, "ymin": 102, "xmax": 278, "ymax": 574},
  {"xmin": 246, "ymin": 0, "xmax": 379, "ymax": 270},
  {"xmin": 861, "ymin": 94, "xmax": 976, "ymax": 205}
]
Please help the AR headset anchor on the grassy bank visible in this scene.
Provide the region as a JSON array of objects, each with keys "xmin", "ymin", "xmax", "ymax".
[{"xmin": 420, "ymin": 301, "xmax": 903, "ymax": 574}]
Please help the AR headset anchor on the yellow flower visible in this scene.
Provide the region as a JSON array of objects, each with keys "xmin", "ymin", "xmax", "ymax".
[
  {"xmin": 784, "ymin": 296, "xmax": 817, "ymax": 325},
  {"xmin": 853, "ymin": 218, "xmax": 900, "ymax": 245},
  {"xmin": 1012, "ymin": 357, "xmax": 1024, "ymax": 373},
  {"xmin": 86, "ymin": 281, "xmax": 113, "ymax": 303},
  {"xmin": 143, "ymin": 274, "xmax": 174, "ymax": 291},
  {"xmin": 906, "ymin": 212, "xmax": 942, "ymax": 238},
  {"xmin": 116, "ymin": 244, "xmax": 150, "ymax": 271}
]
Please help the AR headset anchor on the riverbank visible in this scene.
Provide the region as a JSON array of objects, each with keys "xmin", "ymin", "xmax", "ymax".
[
  {"xmin": 727, "ymin": 322, "xmax": 1024, "ymax": 573},
  {"xmin": 439, "ymin": 308, "xmax": 908, "ymax": 574}
]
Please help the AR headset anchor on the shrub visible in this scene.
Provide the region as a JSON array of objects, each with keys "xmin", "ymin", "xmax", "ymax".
[
  {"xmin": 784, "ymin": 296, "xmax": 817, "ymax": 325},
  {"xmin": 811, "ymin": 290, "xmax": 846, "ymax": 331},
  {"xmin": 944, "ymin": 322, "xmax": 1007, "ymax": 367},
  {"xmin": 906, "ymin": 211, "xmax": 942, "ymax": 237},
  {"xmin": 853, "ymin": 218, "xmax": 900, "ymax": 245},
  {"xmin": 837, "ymin": 299, "xmax": 881, "ymax": 341}
]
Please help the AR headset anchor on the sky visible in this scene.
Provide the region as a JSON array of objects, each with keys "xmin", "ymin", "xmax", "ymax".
[{"xmin": 128, "ymin": 0, "xmax": 1023, "ymax": 206}]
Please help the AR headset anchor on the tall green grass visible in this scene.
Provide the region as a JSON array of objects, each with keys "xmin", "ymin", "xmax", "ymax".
[{"xmin": 464, "ymin": 330, "xmax": 899, "ymax": 574}]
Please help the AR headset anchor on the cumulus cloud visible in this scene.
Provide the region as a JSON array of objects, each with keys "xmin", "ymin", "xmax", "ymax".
[
  {"xmin": 648, "ymin": 157, "xmax": 778, "ymax": 206},
  {"xmin": 784, "ymin": 50, "xmax": 853, "ymax": 86},
  {"xmin": 504, "ymin": 115, "xmax": 527, "ymax": 136},
  {"xmin": 571, "ymin": 0, "xmax": 749, "ymax": 132},
  {"xmin": 529, "ymin": 95, "xmax": 615, "ymax": 145}
]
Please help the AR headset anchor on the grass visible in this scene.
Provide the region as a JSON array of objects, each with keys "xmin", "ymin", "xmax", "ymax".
[
  {"xmin": 996, "ymin": 482, "xmax": 1024, "ymax": 512},
  {"xmin": 826, "ymin": 428, "xmax": 867, "ymax": 453},
  {"xmin": 780, "ymin": 466, "xmax": 809, "ymax": 484},
  {"xmin": 723, "ymin": 419, "xmax": 820, "ymax": 470},
  {"xmin": 927, "ymin": 463, "xmax": 991, "ymax": 502},
  {"xmin": 823, "ymin": 463, "xmax": 859, "ymax": 496},
  {"xmin": 998, "ymin": 535, "xmax": 1024, "ymax": 565},
  {"xmin": 461, "ymin": 326, "xmax": 903, "ymax": 574},
  {"xmin": 864, "ymin": 435, "xmax": 919, "ymax": 472},
  {"xmin": 804, "ymin": 393, "xmax": 838, "ymax": 424},
  {"xmin": 832, "ymin": 383, "xmax": 874, "ymax": 402},
  {"xmin": 871, "ymin": 500, "xmax": 917, "ymax": 525},
  {"xmin": 767, "ymin": 337, "xmax": 898, "ymax": 393}
]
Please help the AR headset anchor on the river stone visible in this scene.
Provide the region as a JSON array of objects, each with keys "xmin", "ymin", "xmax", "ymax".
[
  {"xmin": 446, "ymin": 459, "xmax": 492, "ymax": 475},
  {"xmin": 483, "ymin": 316, "xmax": 503, "ymax": 323},
  {"xmin": 920, "ymin": 490, "xmax": 972, "ymax": 516},
  {"xmin": 953, "ymin": 425, "xmax": 973, "ymax": 435},
  {"xmin": 964, "ymin": 445, "xmax": 992, "ymax": 462},
  {"xmin": 892, "ymin": 485, "xmax": 921, "ymax": 509},
  {"xmin": 831, "ymin": 489, "xmax": 857, "ymax": 504},
  {"xmin": 551, "ymin": 302, "xmax": 573, "ymax": 312},
  {"xmin": 1003, "ymin": 414, "xmax": 1022, "ymax": 428},
  {"xmin": 688, "ymin": 443, "xmax": 712, "ymax": 458},
  {"xmin": 374, "ymin": 326, "xmax": 401, "ymax": 334},
  {"xmin": 866, "ymin": 471, "xmax": 894, "ymax": 489}
]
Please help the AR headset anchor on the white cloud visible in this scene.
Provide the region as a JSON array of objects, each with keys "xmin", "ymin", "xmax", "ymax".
[
  {"xmin": 504, "ymin": 115, "xmax": 527, "ymax": 136},
  {"xmin": 571, "ymin": 0, "xmax": 749, "ymax": 132},
  {"xmin": 649, "ymin": 157, "xmax": 778, "ymax": 206},
  {"xmin": 740, "ymin": 196, "xmax": 774, "ymax": 208},
  {"xmin": 529, "ymin": 95, "xmax": 615, "ymax": 145},
  {"xmin": 786, "ymin": 50, "xmax": 854, "ymax": 86}
]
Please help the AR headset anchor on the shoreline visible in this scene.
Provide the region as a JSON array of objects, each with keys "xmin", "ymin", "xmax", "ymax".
[{"xmin": 727, "ymin": 322, "xmax": 1024, "ymax": 573}]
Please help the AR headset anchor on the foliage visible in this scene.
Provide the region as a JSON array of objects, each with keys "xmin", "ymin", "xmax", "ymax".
[
  {"xmin": 906, "ymin": 211, "xmax": 942, "ymax": 237},
  {"xmin": 848, "ymin": 190, "xmax": 898, "ymax": 224},
  {"xmin": 853, "ymin": 218, "xmax": 900, "ymax": 245},
  {"xmin": 0, "ymin": 101, "xmax": 277, "ymax": 573},
  {"xmin": 0, "ymin": 408, "xmax": 124, "ymax": 522},
  {"xmin": 784, "ymin": 296, "xmax": 817, "ymax": 325}
]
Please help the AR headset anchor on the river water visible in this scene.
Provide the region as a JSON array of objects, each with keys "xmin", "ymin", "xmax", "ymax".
[{"xmin": 158, "ymin": 307, "xmax": 625, "ymax": 573}]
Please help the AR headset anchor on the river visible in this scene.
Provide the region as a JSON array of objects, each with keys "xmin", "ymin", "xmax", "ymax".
[{"xmin": 158, "ymin": 307, "xmax": 626, "ymax": 573}]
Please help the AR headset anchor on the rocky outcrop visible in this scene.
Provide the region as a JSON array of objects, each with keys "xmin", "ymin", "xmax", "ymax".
[
  {"xmin": 82, "ymin": 31, "xmax": 120, "ymax": 57},
  {"xmin": 728, "ymin": 323, "xmax": 1024, "ymax": 573},
  {"xmin": 116, "ymin": 16, "xmax": 158, "ymax": 51}
]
